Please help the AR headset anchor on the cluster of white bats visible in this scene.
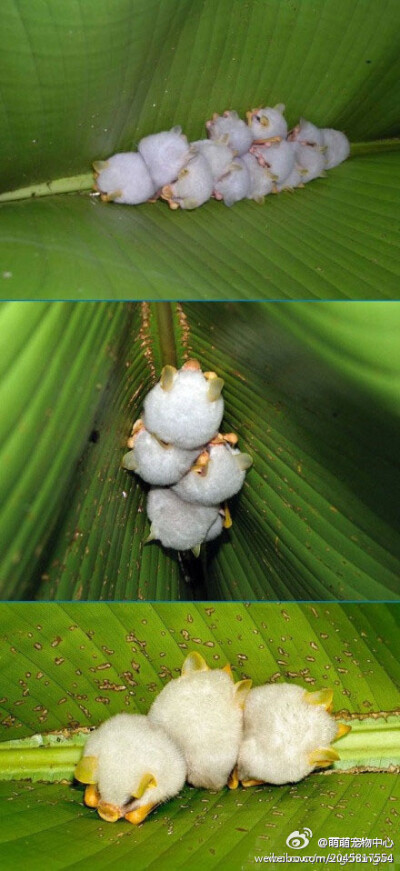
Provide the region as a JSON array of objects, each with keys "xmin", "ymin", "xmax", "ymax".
[
  {"xmin": 93, "ymin": 104, "xmax": 350, "ymax": 209},
  {"xmin": 122, "ymin": 359, "xmax": 252, "ymax": 555},
  {"xmin": 75, "ymin": 651, "xmax": 351, "ymax": 825}
]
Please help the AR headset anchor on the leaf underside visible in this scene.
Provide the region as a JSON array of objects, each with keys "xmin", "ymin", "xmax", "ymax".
[
  {"xmin": 0, "ymin": 774, "xmax": 399, "ymax": 871},
  {"xmin": 2, "ymin": 301, "xmax": 398, "ymax": 602},
  {"xmin": 1, "ymin": 602, "xmax": 399, "ymax": 736},
  {"xmin": 0, "ymin": 601, "xmax": 399, "ymax": 869},
  {"xmin": 1, "ymin": 0, "xmax": 400, "ymax": 301}
]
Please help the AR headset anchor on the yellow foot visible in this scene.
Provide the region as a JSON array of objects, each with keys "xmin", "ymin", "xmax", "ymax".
[
  {"xmin": 97, "ymin": 801, "xmax": 122, "ymax": 823},
  {"xmin": 84, "ymin": 784, "xmax": 100, "ymax": 808},
  {"xmin": 227, "ymin": 766, "xmax": 239, "ymax": 789},
  {"xmin": 241, "ymin": 778, "xmax": 264, "ymax": 788},
  {"xmin": 124, "ymin": 802, "xmax": 155, "ymax": 825},
  {"xmin": 100, "ymin": 190, "xmax": 122, "ymax": 203},
  {"xmin": 223, "ymin": 504, "xmax": 232, "ymax": 529}
]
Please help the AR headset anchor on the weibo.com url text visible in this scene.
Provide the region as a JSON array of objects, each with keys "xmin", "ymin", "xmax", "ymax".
[{"xmin": 254, "ymin": 853, "xmax": 394, "ymax": 864}]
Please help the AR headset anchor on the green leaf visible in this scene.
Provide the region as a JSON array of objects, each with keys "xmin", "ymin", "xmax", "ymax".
[
  {"xmin": 1, "ymin": 0, "xmax": 400, "ymax": 301},
  {"xmin": 0, "ymin": 302, "xmax": 133, "ymax": 599},
  {"xmin": 0, "ymin": 775, "xmax": 398, "ymax": 871},
  {"xmin": 1, "ymin": 602, "xmax": 399, "ymax": 735},
  {"xmin": 1, "ymin": 302, "xmax": 400, "ymax": 601},
  {"xmin": 0, "ymin": 602, "xmax": 399, "ymax": 869}
]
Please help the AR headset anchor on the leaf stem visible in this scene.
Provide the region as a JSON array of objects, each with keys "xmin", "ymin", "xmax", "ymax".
[
  {"xmin": 0, "ymin": 173, "xmax": 93, "ymax": 203},
  {"xmin": 0, "ymin": 716, "xmax": 398, "ymax": 782},
  {"xmin": 154, "ymin": 302, "xmax": 178, "ymax": 368},
  {"xmin": 350, "ymin": 138, "xmax": 400, "ymax": 156},
  {"xmin": 0, "ymin": 139, "xmax": 398, "ymax": 204}
]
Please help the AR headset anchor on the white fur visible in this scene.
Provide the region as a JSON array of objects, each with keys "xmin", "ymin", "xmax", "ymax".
[
  {"xmin": 138, "ymin": 127, "xmax": 190, "ymax": 188},
  {"xmin": 191, "ymin": 139, "xmax": 235, "ymax": 181},
  {"xmin": 321, "ymin": 128, "xmax": 350, "ymax": 169},
  {"xmin": 123, "ymin": 428, "xmax": 200, "ymax": 486},
  {"xmin": 206, "ymin": 111, "xmax": 254, "ymax": 156},
  {"xmin": 80, "ymin": 713, "xmax": 186, "ymax": 813},
  {"xmin": 213, "ymin": 158, "xmax": 251, "ymax": 206},
  {"xmin": 241, "ymin": 152, "xmax": 274, "ymax": 200},
  {"xmin": 204, "ymin": 511, "xmax": 224, "ymax": 541},
  {"xmin": 149, "ymin": 669, "xmax": 244, "ymax": 789},
  {"xmin": 238, "ymin": 684, "xmax": 338, "ymax": 785},
  {"xmin": 143, "ymin": 368, "xmax": 224, "ymax": 449},
  {"xmin": 288, "ymin": 118, "xmax": 324, "ymax": 147},
  {"xmin": 173, "ymin": 443, "xmax": 250, "ymax": 505},
  {"xmin": 294, "ymin": 142, "xmax": 326, "ymax": 182},
  {"xmin": 248, "ymin": 104, "xmax": 287, "ymax": 141},
  {"xmin": 167, "ymin": 153, "xmax": 214, "ymax": 209},
  {"xmin": 96, "ymin": 153, "xmax": 157, "ymax": 204},
  {"xmin": 275, "ymin": 165, "xmax": 304, "ymax": 191},
  {"xmin": 251, "ymin": 139, "xmax": 296, "ymax": 183},
  {"xmin": 147, "ymin": 488, "xmax": 221, "ymax": 550}
]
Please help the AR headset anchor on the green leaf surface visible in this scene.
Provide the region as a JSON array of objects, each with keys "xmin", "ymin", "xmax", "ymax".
[
  {"xmin": 1, "ymin": 602, "xmax": 399, "ymax": 738},
  {"xmin": 1, "ymin": 153, "xmax": 399, "ymax": 301},
  {"xmin": 0, "ymin": 775, "xmax": 398, "ymax": 871},
  {"xmin": 0, "ymin": 302, "xmax": 134, "ymax": 600},
  {"xmin": 0, "ymin": 602, "xmax": 399, "ymax": 869},
  {"xmin": 1, "ymin": 301, "xmax": 400, "ymax": 601},
  {"xmin": 1, "ymin": 0, "xmax": 400, "ymax": 301}
]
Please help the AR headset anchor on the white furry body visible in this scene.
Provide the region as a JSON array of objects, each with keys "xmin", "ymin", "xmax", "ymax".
[
  {"xmin": 191, "ymin": 139, "xmax": 235, "ymax": 181},
  {"xmin": 251, "ymin": 139, "xmax": 296, "ymax": 183},
  {"xmin": 147, "ymin": 488, "xmax": 221, "ymax": 550},
  {"xmin": 149, "ymin": 670, "xmax": 244, "ymax": 789},
  {"xmin": 166, "ymin": 153, "xmax": 214, "ymax": 209},
  {"xmin": 143, "ymin": 368, "xmax": 224, "ymax": 449},
  {"xmin": 238, "ymin": 684, "xmax": 337, "ymax": 785},
  {"xmin": 207, "ymin": 111, "xmax": 254, "ymax": 156},
  {"xmin": 275, "ymin": 166, "xmax": 304, "ymax": 191},
  {"xmin": 288, "ymin": 118, "xmax": 325, "ymax": 147},
  {"xmin": 204, "ymin": 511, "xmax": 224, "ymax": 541},
  {"xmin": 81, "ymin": 713, "xmax": 186, "ymax": 812},
  {"xmin": 248, "ymin": 104, "xmax": 287, "ymax": 141},
  {"xmin": 173, "ymin": 443, "xmax": 250, "ymax": 505},
  {"xmin": 123, "ymin": 428, "xmax": 200, "ymax": 486},
  {"xmin": 138, "ymin": 127, "xmax": 190, "ymax": 188},
  {"xmin": 321, "ymin": 128, "xmax": 350, "ymax": 169},
  {"xmin": 241, "ymin": 152, "xmax": 274, "ymax": 199},
  {"xmin": 214, "ymin": 158, "xmax": 251, "ymax": 206},
  {"xmin": 96, "ymin": 153, "xmax": 157, "ymax": 204},
  {"xmin": 294, "ymin": 143, "xmax": 326, "ymax": 182}
]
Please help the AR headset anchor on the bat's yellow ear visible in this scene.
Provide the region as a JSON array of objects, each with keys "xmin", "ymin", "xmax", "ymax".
[
  {"xmin": 308, "ymin": 747, "xmax": 340, "ymax": 769},
  {"xmin": 335, "ymin": 723, "xmax": 352, "ymax": 740},
  {"xmin": 303, "ymin": 689, "xmax": 333, "ymax": 711},
  {"xmin": 181, "ymin": 651, "xmax": 209, "ymax": 676},
  {"xmin": 133, "ymin": 772, "xmax": 157, "ymax": 799},
  {"xmin": 160, "ymin": 365, "xmax": 177, "ymax": 391},
  {"xmin": 233, "ymin": 678, "xmax": 252, "ymax": 708},
  {"xmin": 207, "ymin": 377, "xmax": 224, "ymax": 402},
  {"xmin": 75, "ymin": 755, "xmax": 98, "ymax": 784}
]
